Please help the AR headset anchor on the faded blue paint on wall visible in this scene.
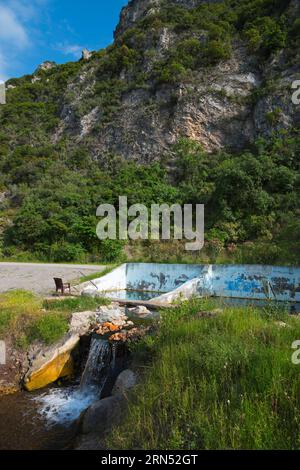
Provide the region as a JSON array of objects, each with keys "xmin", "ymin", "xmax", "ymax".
[
  {"xmin": 83, "ymin": 263, "xmax": 300, "ymax": 303},
  {"xmin": 125, "ymin": 264, "xmax": 300, "ymax": 302},
  {"xmin": 126, "ymin": 263, "xmax": 203, "ymax": 293},
  {"xmin": 196, "ymin": 264, "xmax": 300, "ymax": 301}
]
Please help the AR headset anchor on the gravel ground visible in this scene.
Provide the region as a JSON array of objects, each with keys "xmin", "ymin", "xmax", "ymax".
[{"xmin": 0, "ymin": 262, "xmax": 105, "ymax": 295}]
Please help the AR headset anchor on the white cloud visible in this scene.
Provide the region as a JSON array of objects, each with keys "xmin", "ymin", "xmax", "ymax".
[
  {"xmin": 56, "ymin": 43, "xmax": 84, "ymax": 59},
  {"xmin": 0, "ymin": 5, "xmax": 30, "ymax": 48},
  {"xmin": 0, "ymin": 0, "xmax": 49, "ymax": 80},
  {"xmin": 7, "ymin": 0, "xmax": 46, "ymax": 22}
]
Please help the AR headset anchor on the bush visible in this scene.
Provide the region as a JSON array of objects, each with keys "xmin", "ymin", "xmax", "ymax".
[
  {"xmin": 245, "ymin": 17, "xmax": 286, "ymax": 56},
  {"xmin": 50, "ymin": 242, "xmax": 87, "ymax": 263},
  {"xmin": 99, "ymin": 239, "xmax": 125, "ymax": 262}
]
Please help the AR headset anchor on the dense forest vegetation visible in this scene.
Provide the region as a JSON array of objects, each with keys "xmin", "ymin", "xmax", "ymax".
[{"xmin": 0, "ymin": 0, "xmax": 299, "ymax": 265}]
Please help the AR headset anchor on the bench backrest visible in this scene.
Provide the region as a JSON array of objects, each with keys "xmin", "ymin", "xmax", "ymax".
[{"xmin": 54, "ymin": 278, "xmax": 63, "ymax": 289}]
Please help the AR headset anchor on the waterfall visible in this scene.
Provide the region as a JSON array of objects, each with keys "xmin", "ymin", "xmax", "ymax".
[
  {"xmin": 80, "ymin": 338, "xmax": 111, "ymax": 393},
  {"xmin": 34, "ymin": 337, "xmax": 113, "ymax": 427},
  {"xmin": 111, "ymin": 342, "xmax": 117, "ymax": 370}
]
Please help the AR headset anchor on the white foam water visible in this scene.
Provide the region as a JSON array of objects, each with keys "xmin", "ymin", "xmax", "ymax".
[
  {"xmin": 33, "ymin": 338, "xmax": 112, "ymax": 427},
  {"xmin": 33, "ymin": 386, "xmax": 99, "ymax": 427}
]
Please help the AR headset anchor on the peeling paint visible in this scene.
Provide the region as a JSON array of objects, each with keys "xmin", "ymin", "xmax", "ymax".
[{"xmin": 82, "ymin": 263, "xmax": 300, "ymax": 304}]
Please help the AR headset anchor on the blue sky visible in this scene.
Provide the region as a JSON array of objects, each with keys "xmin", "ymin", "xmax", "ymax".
[{"xmin": 0, "ymin": 0, "xmax": 129, "ymax": 81}]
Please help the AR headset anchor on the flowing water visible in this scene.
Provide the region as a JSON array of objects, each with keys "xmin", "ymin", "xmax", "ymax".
[
  {"xmin": 0, "ymin": 337, "xmax": 121, "ymax": 450},
  {"xmin": 34, "ymin": 338, "xmax": 112, "ymax": 427},
  {"xmin": 80, "ymin": 338, "xmax": 111, "ymax": 391}
]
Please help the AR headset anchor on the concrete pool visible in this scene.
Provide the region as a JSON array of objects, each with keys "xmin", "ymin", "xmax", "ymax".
[{"xmin": 80, "ymin": 263, "xmax": 300, "ymax": 306}]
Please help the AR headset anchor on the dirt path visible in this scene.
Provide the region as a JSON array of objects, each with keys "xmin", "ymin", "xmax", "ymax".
[{"xmin": 0, "ymin": 262, "xmax": 106, "ymax": 295}]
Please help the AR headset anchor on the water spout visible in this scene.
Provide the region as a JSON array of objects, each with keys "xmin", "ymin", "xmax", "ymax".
[{"xmin": 80, "ymin": 337, "xmax": 111, "ymax": 393}]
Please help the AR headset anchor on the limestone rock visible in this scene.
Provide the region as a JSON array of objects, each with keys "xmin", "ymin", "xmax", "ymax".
[
  {"xmin": 24, "ymin": 333, "xmax": 79, "ymax": 391},
  {"xmin": 44, "ymin": 1, "xmax": 299, "ymax": 163},
  {"xmin": 2, "ymin": 1, "xmax": 298, "ymax": 169},
  {"xmin": 36, "ymin": 61, "xmax": 56, "ymax": 73},
  {"xmin": 96, "ymin": 304, "xmax": 128, "ymax": 328},
  {"xmin": 80, "ymin": 107, "xmax": 99, "ymax": 137},
  {"xmin": 115, "ymin": 0, "xmax": 208, "ymax": 39},
  {"xmin": 112, "ymin": 369, "xmax": 137, "ymax": 396},
  {"xmin": 69, "ymin": 311, "xmax": 96, "ymax": 336},
  {"xmin": 82, "ymin": 48, "xmax": 92, "ymax": 60},
  {"xmin": 128, "ymin": 305, "xmax": 152, "ymax": 317},
  {"xmin": 31, "ymin": 76, "xmax": 41, "ymax": 84}
]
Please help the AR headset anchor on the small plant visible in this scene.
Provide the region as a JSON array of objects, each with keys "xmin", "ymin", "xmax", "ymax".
[{"xmin": 266, "ymin": 107, "xmax": 282, "ymax": 125}]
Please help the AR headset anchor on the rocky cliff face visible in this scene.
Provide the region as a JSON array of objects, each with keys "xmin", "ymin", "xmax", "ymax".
[
  {"xmin": 3, "ymin": 0, "xmax": 300, "ymax": 163},
  {"xmin": 115, "ymin": 0, "xmax": 217, "ymax": 38}
]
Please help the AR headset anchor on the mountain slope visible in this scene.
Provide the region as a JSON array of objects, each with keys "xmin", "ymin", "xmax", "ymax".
[
  {"xmin": 2, "ymin": 0, "xmax": 300, "ymax": 161},
  {"xmin": 0, "ymin": 0, "xmax": 299, "ymax": 264}
]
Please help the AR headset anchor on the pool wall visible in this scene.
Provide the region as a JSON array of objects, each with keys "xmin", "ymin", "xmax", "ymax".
[{"xmin": 81, "ymin": 263, "xmax": 300, "ymax": 303}]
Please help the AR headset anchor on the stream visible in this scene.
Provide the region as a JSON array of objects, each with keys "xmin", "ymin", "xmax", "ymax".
[{"xmin": 0, "ymin": 388, "xmax": 78, "ymax": 450}]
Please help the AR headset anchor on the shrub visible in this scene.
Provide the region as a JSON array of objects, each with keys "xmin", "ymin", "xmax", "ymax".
[
  {"xmin": 50, "ymin": 242, "xmax": 87, "ymax": 263},
  {"xmin": 245, "ymin": 17, "xmax": 286, "ymax": 56},
  {"xmin": 99, "ymin": 239, "xmax": 125, "ymax": 262}
]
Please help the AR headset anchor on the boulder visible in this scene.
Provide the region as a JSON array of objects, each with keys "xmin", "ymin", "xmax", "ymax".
[
  {"xmin": 96, "ymin": 304, "xmax": 128, "ymax": 327},
  {"xmin": 76, "ymin": 434, "xmax": 104, "ymax": 450},
  {"xmin": 128, "ymin": 305, "xmax": 152, "ymax": 317},
  {"xmin": 24, "ymin": 333, "xmax": 79, "ymax": 391},
  {"xmin": 69, "ymin": 311, "xmax": 96, "ymax": 336},
  {"xmin": 112, "ymin": 369, "xmax": 137, "ymax": 396},
  {"xmin": 81, "ymin": 395, "xmax": 126, "ymax": 435}
]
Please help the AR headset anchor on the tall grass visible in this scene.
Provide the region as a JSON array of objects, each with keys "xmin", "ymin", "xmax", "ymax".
[
  {"xmin": 0, "ymin": 290, "xmax": 42, "ymax": 338},
  {"xmin": 109, "ymin": 299, "xmax": 300, "ymax": 450},
  {"xmin": 0, "ymin": 290, "xmax": 106, "ymax": 347}
]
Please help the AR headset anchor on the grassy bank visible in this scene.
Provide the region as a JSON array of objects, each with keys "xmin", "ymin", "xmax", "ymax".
[
  {"xmin": 0, "ymin": 290, "xmax": 108, "ymax": 348},
  {"xmin": 109, "ymin": 299, "xmax": 300, "ymax": 450}
]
